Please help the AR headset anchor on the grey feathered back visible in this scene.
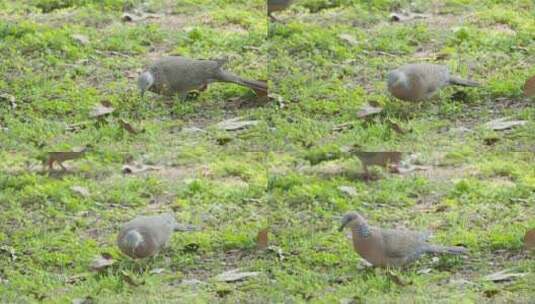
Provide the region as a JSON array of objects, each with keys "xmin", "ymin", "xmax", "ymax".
[
  {"xmin": 387, "ymin": 63, "xmax": 479, "ymax": 101},
  {"xmin": 141, "ymin": 56, "xmax": 267, "ymax": 96},
  {"xmin": 117, "ymin": 213, "xmax": 177, "ymax": 259}
]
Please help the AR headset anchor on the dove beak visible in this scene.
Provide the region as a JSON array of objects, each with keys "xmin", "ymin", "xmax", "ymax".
[{"xmin": 338, "ymin": 222, "xmax": 348, "ymax": 232}]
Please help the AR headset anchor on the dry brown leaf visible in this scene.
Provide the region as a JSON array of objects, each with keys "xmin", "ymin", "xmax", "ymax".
[
  {"xmin": 256, "ymin": 228, "xmax": 269, "ymax": 250},
  {"xmin": 483, "ymin": 269, "xmax": 527, "ymax": 282},
  {"xmin": 357, "ymin": 104, "xmax": 383, "ymax": 119},
  {"xmin": 89, "ymin": 253, "xmax": 114, "ymax": 272},
  {"xmin": 214, "ymin": 269, "xmax": 260, "ymax": 282},
  {"xmin": 118, "ymin": 119, "xmax": 142, "ymax": 134},
  {"xmin": 524, "ymin": 229, "xmax": 535, "ymax": 250},
  {"xmin": 90, "ymin": 102, "xmax": 114, "ymax": 118},
  {"xmin": 523, "ymin": 75, "xmax": 535, "ymax": 97}
]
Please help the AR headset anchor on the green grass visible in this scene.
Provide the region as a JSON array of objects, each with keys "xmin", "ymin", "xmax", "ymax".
[{"xmin": 1, "ymin": 0, "xmax": 535, "ymax": 303}]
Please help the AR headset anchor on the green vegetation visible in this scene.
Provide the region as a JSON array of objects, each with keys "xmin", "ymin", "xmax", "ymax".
[{"xmin": 1, "ymin": 0, "xmax": 534, "ymax": 302}]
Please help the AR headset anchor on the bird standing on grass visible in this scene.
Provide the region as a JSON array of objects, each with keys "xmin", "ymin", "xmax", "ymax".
[
  {"xmin": 387, "ymin": 63, "xmax": 479, "ymax": 102},
  {"xmin": 138, "ymin": 56, "xmax": 267, "ymax": 99},
  {"xmin": 117, "ymin": 213, "xmax": 194, "ymax": 259},
  {"xmin": 339, "ymin": 212, "xmax": 468, "ymax": 267}
]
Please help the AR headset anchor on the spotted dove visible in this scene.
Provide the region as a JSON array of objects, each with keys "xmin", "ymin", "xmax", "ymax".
[
  {"xmin": 339, "ymin": 212, "xmax": 468, "ymax": 267},
  {"xmin": 387, "ymin": 63, "xmax": 479, "ymax": 102}
]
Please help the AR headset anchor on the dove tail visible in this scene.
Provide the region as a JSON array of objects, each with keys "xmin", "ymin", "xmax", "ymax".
[
  {"xmin": 449, "ymin": 76, "xmax": 480, "ymax": 87},
  {"xmin": 426, "ymin": 244, "xmax": 468, "ymax": 255},
  {"xmin": 217, "ymin": 70, "xmax": 268, "ymax": 93}
]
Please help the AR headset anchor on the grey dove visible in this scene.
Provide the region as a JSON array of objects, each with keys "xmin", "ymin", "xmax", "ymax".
[
  {"xmin": 138, "ymin": 56, "xmax": 267, "ymax": 98},
  {"xmin": 268, "ymin": 0, "xmax": 294, "ymax": 19},
  {"xmin": 339, "ymin": 212, "xmax": 468, "ymax": 267},
  {"xmin": 117, "ymin": 213, "xmax": 191, "ymax": 259},
  {"xmin": 387, "ymin": 63, "xmax": 479, "ymax": 102}
]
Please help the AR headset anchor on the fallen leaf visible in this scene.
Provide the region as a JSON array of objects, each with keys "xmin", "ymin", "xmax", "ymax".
[
  {"xmin": 89, "ymin": 102, "xmax": 114, "ymax": 118},
  {"xmin": 357, "ymin": 104, "xmax": 383, "ymax": 119},
  {"xmin": 89, "ymin": 253, "xmax": 114, "ymax": 272},
  {"xmin": 390, "ymin": 12, "xmax": 430, "ymax": 22},
  {"xmin": 214, "ymin": 269, "xmax": 260, "ymax": 282},
  {"xmin": 72, "ymin": 296, "xmax": 94, "ymax": 304},
  {"xmin": 523, "ymin": 75, "xmax": 535, "ymax": 97},
  {"xmin": 256, "ymin": 228, "xmax": 269, "ymax": 250},
  {"xmin": 524, "ymin": 229, "xmax": 535, "ymax": 251},
  {"xmin": 337, "ymin": 185, "xmax": 358, "ymax": 197},
  {"xmin": 0, "ymin": 93, "xmax": 16, "ymax": 109},
  {"xmin": 338, "ymin": 33, "xmax": 359, "ymax": 46},
  {"xmin": 484, "ymin": 270, "xmax": 527, "ymax": 282},
  {"xmin": 122, "ymin": 163, "xmax": 162, "ymax": 174},
  {"xmin": 70, "ymin": 185, "xmax": 90, "ymax": 197},
  {"xmin": 216, "ymin": 117, "xmax": 259, "ymax": 131},
  {"xmin": 71, "ymin": 34, "xmax": 90, "ymax": 45},
  {"xmin": 118, "ymin": 119, "xmax": 142, "ymax": 134},
  {"xmin": 485, "ymin": 118, "xmax": 527, "ymax": 131}
]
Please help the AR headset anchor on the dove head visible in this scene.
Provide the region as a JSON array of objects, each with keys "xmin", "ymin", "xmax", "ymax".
[
  {"xmin": 339, "ymin": 211, "xmax": 367, "ymax": 231},
  {"xmin": 138, "ymin": 71, "xmax": 154, "ymax": 97},
  {"xmin": 387, "ymin": 70, "xmax": 409, "ymax": 90}
]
